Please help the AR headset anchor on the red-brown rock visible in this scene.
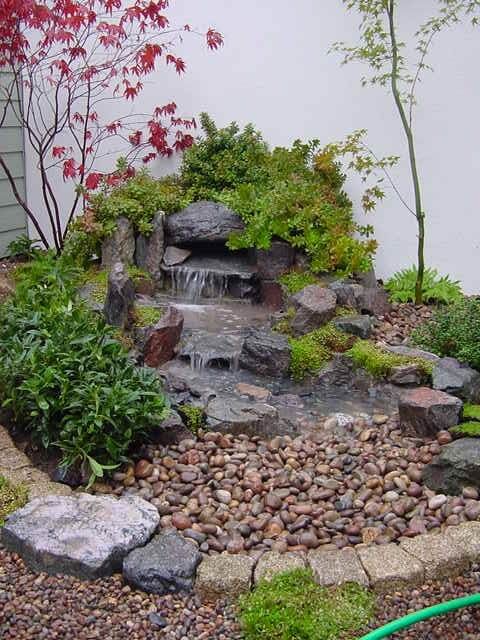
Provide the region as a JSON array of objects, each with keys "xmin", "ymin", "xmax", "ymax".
[
  {"xmin": 399, "ymin": 387, "xmax": 462, "ymax": 438},
  {"xmin": 143, "ymin": 306, "xmax": 184, "ymax": 367}
]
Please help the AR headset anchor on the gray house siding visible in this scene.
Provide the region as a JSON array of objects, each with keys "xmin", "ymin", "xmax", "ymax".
[{"xmin": 0, "ymin": 72, "xmax": 27, "ymax": 256}]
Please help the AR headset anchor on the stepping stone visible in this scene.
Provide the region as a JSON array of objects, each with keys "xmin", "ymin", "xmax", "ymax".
[
  {"xmin": 254, "ymin": 551, "xmax": 306, "ymax": 584},
  {"xmin": 400, "ymin": 532, "xmax": 470, "ymax": 580},
  {"xmin": 308, "ymin": 547, "xmax": 368, "ymax": 587},
  {"xmin": 1, "ymin": 494, "xmax": 159, "ymax": 579},
  {"xmin": 194, "ymin": 554, "xmax": 255, "ymax": 601},
  {"xmin": 357, "ymin": 543, "xmax": 424, "ymax": 593},
  {"xmin": 444, "ymin": 522, "xmax": 480, "ymax": 562},
  {"xmin": 123, "ymin": 530, "xmax": 201, "ymax": 594}
]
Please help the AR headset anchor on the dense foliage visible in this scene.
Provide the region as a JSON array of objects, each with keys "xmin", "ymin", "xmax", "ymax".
[
  {"xmin": 412, "ymin": 298, "xmax": 480, "ymax": 370},
  {"xmin": 348, "ymin": 340, "xmax": 433, "ymax": 379},
  {"xmin": 385, "ymin": 266, "xmax": 462, "ymax": 304},
  {"xmin": 0, "ymin": 476, "xmax": 28, "ymax": 526},
  {"xmin": 278, "ymin": 270, "xmax": 322, "ymax": 295},
  {"xmin": 238, "ymin": 569, "xmax": 375, "ymax": 640},
  {"xmin": 0, "ymin": 253, "xmax": 168, "ymax": 485}
]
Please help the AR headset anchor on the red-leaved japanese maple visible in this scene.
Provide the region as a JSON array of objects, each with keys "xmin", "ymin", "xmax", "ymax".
[{"xmin": 0, "ymin": 0, "xmax": 222, "ymax": 250}]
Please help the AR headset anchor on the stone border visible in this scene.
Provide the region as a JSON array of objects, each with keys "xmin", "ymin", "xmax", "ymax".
[
  {"xmin": 194, "ymin": 523, "xmax": 480, "ymax": 601},
  {"xmin": 2, "ymin": 424, "xmax": 480, "ymax": 602},
  {"xmin": 0, "ymin": 425, "xmax": 72, "ymax": 498}
]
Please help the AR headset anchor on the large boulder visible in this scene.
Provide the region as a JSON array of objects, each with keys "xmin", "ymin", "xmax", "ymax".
[
  {"xmin": 239, "ymin": 328, "xmax": 291, "ymax": 377},
  {"xmin": 398, "ymin": 387, "xmax": 463, "ymax": 437},
  {"xmin": 423, "ymin": 438, "xmax": 480, "ymax": 494},
  {"xmin": 256, "ymin": 241, "xmax": 295, "ymax": 280},
  {"xmin": 103, "ymin": 262, "xmax": 135, "ymax": 328},
  {"xmin": 101, "ymin": 217, "xmax": 135, "ymax": 267},
  {"xmin": 1, "ymin": 494, "xmax": 159, "ymax": 579},
  {"xmin": 164, "ymin": 201, "xmax": 244, "ymax": 245},
  {"xmin": 134, "ymin": 212, "xmax": 165, "ymax": 282},
  {"xmin": 123, "ymin": 530, "xmax": 201, "ymax": 594},
  {"xmin": 432, "ymin": 357, "xmax": 480, "ymax": 403},
  {"xmin": 143, "ymin": 306, "xmax": 184, "ymax": 367},
  {"xmin": 289, "ymin": 285, "xmax": 337, "ymax": 335}
]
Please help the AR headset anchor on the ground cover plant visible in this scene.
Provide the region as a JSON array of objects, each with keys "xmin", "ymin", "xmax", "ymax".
[
  {"xmin": 450, "ymin": 404, "xmax": 480, "ymax": 437},
  {"xmin": 412, "ymin": 297, "xmax": 480, "ymax": 370},
  {"xmin": 0, "ymin": 252, "xmax": 168, "ymax": 485},
  {"xmin": 385, "ymin": 266, "xmax": 462, "ymax": 304},
  {"xmin": 237, "ymin": 568, "xmax": 375, "ymax": 640},
  {"xmin": 289, "ymin": 324, "xmax": 355, "ymax": 381},
  {"xmin": 278, "ymin": 270, "xmax": 322, "ymax": 295},
  {"xmin": 0, "ymin": 476, "xmax": 28, "ymax": 526},
  {"xmin": 347, "ymin": 340, "xmax": 434, "ymax": 379}
]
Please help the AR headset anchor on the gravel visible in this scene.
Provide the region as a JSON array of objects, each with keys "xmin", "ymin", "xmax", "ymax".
[
  {"xmin": 0, "ymin": 545, "xmax": 242, "ymax": 640},
  {"xmin": 98, "ymin": 418, "xmax": 480, "ymax": 556},
  {"xmin": 373, "ymin": 302, "xmax": 433, "ymax": 345}
]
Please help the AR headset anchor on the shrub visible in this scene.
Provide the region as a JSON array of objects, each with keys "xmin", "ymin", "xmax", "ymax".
[
  {"xmin": 237, "ymin": 568, "xmax": 375, "ymax": 640},
  {"xmin": 0, "ymin": 253, "xmax": 169, "ymax": 485},
  {"xmin": 347, "ymin": 340, "xmax": 433, "ymax": 379},
  {"xmin": 278, "ymin": 270, "xmax": 321, "ymax": 295},
  {"xmin": 289, "ymin": 324, "xmax": 354, "ymax": 381},
  {"xmin": 0, "ymin": 476, "xmax": 28, "ymax": 526},
  {"xmin": 412, "ymin": 298, "xmax": 480, "ymax": 370},
  {"xmin": 178, "ymin": 405, "xmax": 205, "ymax": 434},
  {"xmin": 7, "ymin": 234, "xmax": 41, "ymax": 260},
  {"xmin": 385, "ymin": 266, "xmax": 463, "ymax": 304}
]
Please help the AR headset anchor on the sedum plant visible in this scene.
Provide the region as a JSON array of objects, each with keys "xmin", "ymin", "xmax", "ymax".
[{"xmin": 385, "ymin": 266, "xmax": 462, "ymax": 304}]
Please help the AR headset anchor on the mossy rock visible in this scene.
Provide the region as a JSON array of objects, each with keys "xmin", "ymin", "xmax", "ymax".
[
  {"xmin": 0, "ymin": 476, "xmax": 28, "ymax": 526},
  {"xmin": 347, "ymin": 340, "xmax": 434, "ymax": 380}
]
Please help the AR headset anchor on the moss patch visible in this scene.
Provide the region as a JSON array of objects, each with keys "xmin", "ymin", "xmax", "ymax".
[
  {"xmin": 289, "ymin": 324, "xmax": 355, "ymax": 381},
  {"xmin": 278, "ymin": 270, "xmax": 321, "ymax": 295},
  {"xmin": 238, "ymin": 568, "xmax": 375, "ymax": 640},
  {"xmin": 463, "ymin": 404, "xmax": 480, "ymax": 422},
  {"xmin": 347, "ymin": 340, "xmax": 434, "ymax": 379},
  {"xmin": 178, "ymin": 405, "xmax": 206, "ymax": 434},
  {"xmin": 0, "ymin": 475, "xmax": 28, "ymax": 526},
  {"xmin": 133, "ymin": 305, "xmax": 163, "ymax": 328},
  {"xmin": 450, "ymin": 421, "xmax": 480, "ymax": 438}
]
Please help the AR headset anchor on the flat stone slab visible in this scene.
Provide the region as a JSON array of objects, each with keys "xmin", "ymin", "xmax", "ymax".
[
  {"xmin": 254, "ymin": 552, "xmax": 306, "ymax": 584},
  {"xmin": 195, "ymin": 554, "xmax": 255, "ymax": 601},
  {"xmin": 444, "ymin": 522, "xmax": 480, "ymax": 562},
  {"xmin": 123, "ymin": 530, "xmax": 201, "ymax": 594},
  {"xmin": 358, "ymin": 543, "xmax": 424, "ymax": 593},
  {"xmin": 400, "ymin": 533, "xmax": 470, "ymax": 580},
  {"xmin": 1, "ymin": 494, "xmax": 159, "ymax": 579},
  {"xmin": 308, "ymin": 547, "xmax": 368, "ymax": 588}
]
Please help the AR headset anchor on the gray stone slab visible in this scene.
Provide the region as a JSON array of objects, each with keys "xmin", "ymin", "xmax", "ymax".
[
  {"xmin": 444, "ymin": 523, "xmax": 480, "ymax": 563},
  {"xmin": 400, "ymin": 532, "xmax": 471, "ymax": 580},
  {"xmin": 254, "ymin": 552, "xmax": 306, "ymax": 584},
  {"xmin": 358, "ymin": 544, "xmax": 424, "ymax": 593},
  {"xmin": 308, "ymin": 547, "xmax": 369, "ymax": 588},
  {"xmin": 194, "ymin": 554, "xmax": 255, "ymax": 601}
]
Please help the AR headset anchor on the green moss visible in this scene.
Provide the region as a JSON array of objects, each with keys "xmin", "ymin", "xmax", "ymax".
[
  {"xmin": 84, "ymin": 266, "xmax": 151, "ymax": 304},
  {"xmin": 273, "ymin": 306, "xmax": 297, "ymax": 336},
  {"xmin": 347, "ymin": 340, "xmax": 434, "ymax": 379},
  {"xmin": 450, "ymin": 421, "xmax": 480, "ymax": 438},
  {"xmin": 289, "ymin": 323, "xmax": 355, "ymax": 381},
  {"xmin": 178, "ymin": 405, "xmax": 206, "ymax": 434},
  {"xmin": 0, "ymin": 476, "xmax": 28, "ymax": 526},
  {"xmin": 463, "ymin": 404, "xmax": 480, "ymax": 422},
  {"xmin": 278, "ymin": 270, "xmax": 321, "ymax": 295},
  {"xmin": 335, "ymin": 305, "xmax": 357, "ymax": 317},
  {"xmin": 237, "ymin": 568, "xmax": 375, "ymax": 640},
  {"xmin": 133, "ymin": 305, "xmax": 163, "ymax": 328}
]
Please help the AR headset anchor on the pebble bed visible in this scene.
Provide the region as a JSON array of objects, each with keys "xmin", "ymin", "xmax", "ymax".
[
  {"xmin": 0, "ymin": 545, "xmax": 242, "ymax": 640},
  {"xmin": 98, "ymin": 416, "xmax": 480, "ymax": 556},
  {"xmin": 373, "ymin": 302, "xmax": 433, "ymax": 345}
]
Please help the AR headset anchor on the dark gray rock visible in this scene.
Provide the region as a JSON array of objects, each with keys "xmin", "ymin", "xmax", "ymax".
[
  {"xmin": 432, "ymin": 357, "xmax": 480, "ymax": 402},
  {"xmin": 328, "ymin": 280, "xmax": 363, "ymax": 309},
  {"xmin": 143, "ymin": 306, "xmax": 184, "ymax": 367},
  {"xmin": 103, "ymin": 262, "xmax": 135, "ymax": 328},
  {"xmin": 135, "ymin": 212, "xmax": 165, "ymax": 282},
  {"xmin": 149, "ymin": 410, "xmax": 192, "ymax": 445},
  {"xmin": 163, "ymin": 246, "xmax": 192, "ymax": 267},
  {"xmin": 398, "ymin": 387, "xmax": 463, "ymax": 437},
  {"xmin": 239, "ymin": 328, "xmax": 291, "ymax": 377},
  {"xmin": 388, "ymin": 364, "xmax": 424, "ymax": 386},
  {"xmin": 205, "ymin": 396, "xmax": 281, "ymax": 437},
  {"xmin": 165, "ymin": 201, "xmax": 244, "ymax": 245},
  {"xmin": 290, "ymin": 285, "xmax": 337, "ymax": 335},
  {"xmin": 1, "ymin": 494, "xmax": 159, "ymax": 579},
  {"xmin": 355, "ymin": 268, "xmax": 377, "ymax": 289},
  {"xmin": 181, "ymin": 330, "xmax": 243, "ymax": 370},
  {"xmin": 123, "ymin": 530, "xmax": 201, "ymax": 594},
  {"xmin": 356, "ymin": 286, "xmax": 391, "ymax": 316},
  {"xmin": 256, "ymin": 241, "xmax": 295, "ymax": 279},
  {"xmin": 423, "ymin": 439, "xmax": 480, "ymax": 495},
  {"xmin": 385, "ymin": 345, "xmax": 440, "ymax": 362},
  {"xmin": 101, "ymin": 217, "xmax": 135, "ymax": 267},
  {"xmin": 333, "ymin": 315, "xmax": 373, "ymax": 339}
]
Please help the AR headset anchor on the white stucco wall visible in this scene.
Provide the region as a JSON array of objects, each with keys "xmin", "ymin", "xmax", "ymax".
[{"xmin": 24, "ymin": 1, "xmax": 480, "ymax": 292}]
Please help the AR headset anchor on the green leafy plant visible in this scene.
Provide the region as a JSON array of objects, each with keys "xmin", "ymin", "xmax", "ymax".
[
  {"xmin": 289, "ymin": 324, "xmax": 355, "ymax": 381},
  {"xmin": 348, "ymin": 340, "xmax": 433, "ymax": 379},
  {"xmin": 178, "ymin": 404, "xmax": 205, "ymax": 434},
  {"xmin": 0, "ymin": 252, "xmax": 169, "ymax": 485},
  {"xmin": 133, "ymin": 305, "xmax": 163, "ymax": 328},
  {"xmin": 278, "ymin": 270, "xmax": 321, "ymax": 295},
  {"xmin": 7, "ymin": 234, "xmax": 42, "ymax": 260},
  {"xmin": 237, "ymin": 568, "xmax": 375, "ymax": 640},
  {"xmin": 385, "ymin": 266, "xmax": 463, "ymax": 304},
  {"xmin": 412, "ymin": 298, "xmax": 480, "ymax": 370},
  {"xmin": 0, "ymin": 476, "xmax": 28, "ymax": 526}
]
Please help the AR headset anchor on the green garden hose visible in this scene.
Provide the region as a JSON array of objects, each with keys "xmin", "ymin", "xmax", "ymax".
[{"xmin": 358, "ymin": 593, "xmax": 480, "ymax": 639}]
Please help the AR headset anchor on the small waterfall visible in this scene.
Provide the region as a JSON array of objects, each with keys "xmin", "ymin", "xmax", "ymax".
[
  {"xmin": 180, "ymin": 331, "xmax": 242, "ymax": 372},
  {"xmin": 171, "ymin": 266, "xmax": 228, "ymax": 302}
]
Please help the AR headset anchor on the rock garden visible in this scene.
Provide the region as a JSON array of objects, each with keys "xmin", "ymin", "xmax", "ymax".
[{"xmin": 2, "ymin": 116, "xmax": 480, "ymax": 639}]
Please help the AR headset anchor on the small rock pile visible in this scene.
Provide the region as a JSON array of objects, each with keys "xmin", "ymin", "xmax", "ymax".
[
  {"xmin": 102, "ymin": 416, "xmax": 480, "ymax": 555},
  {"xmin": 373, "ymin": 303, "xmax": 433, "ymax": 345}
]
